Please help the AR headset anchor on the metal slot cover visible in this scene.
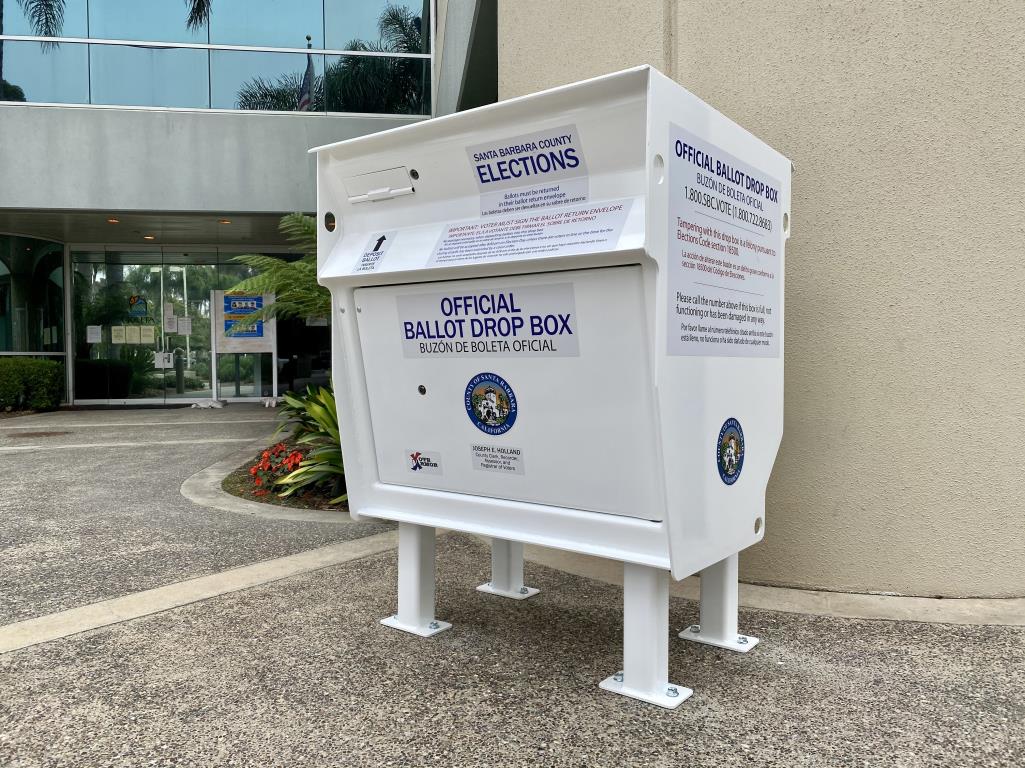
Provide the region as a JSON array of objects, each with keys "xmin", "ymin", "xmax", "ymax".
[{"xmin": 343, "ymin": 166, "xmax": 414, "ymax": 203}]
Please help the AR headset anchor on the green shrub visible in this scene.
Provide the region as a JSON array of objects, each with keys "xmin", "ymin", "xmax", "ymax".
[
  {"xmin": 275, "ymin": 385, "xmax": 346, "ymax": 504},
  {"xmin": 0, "ymin": 358, "xmax": 64, "ymax": 411}
]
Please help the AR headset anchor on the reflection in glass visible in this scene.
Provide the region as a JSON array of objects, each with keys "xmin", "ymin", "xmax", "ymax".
[
  {"xmin": 324, "ymin": 54, "xmax": 428, "ymax": 114},
  {"xmin": 88, "ymin": 0, "xmax": 207, "ymax": 45},
  {"xmin": 0, "ymin": 39, "xmax": 88, "ymax": 103},
  {"xmin": 218, "ymin": 352, "xmax": 273, "ymax": 398},
  {"xmin": 212, "ymin": 49, "xmax": 324, "ymax": 111},
  {"xmin": 162, "ymin": 260, "xmax": 218, "ymax": 399},
  {"xmin": 211, "ymin": 0, "xmax": 322, "ymax": 50},
  {"xmin": 0, "ymin": 235, "xmax": 64, "ymax": 352},
  {"xmin": 90, "ymin": 44, "xmax": 208, "ymax": 108},
  {"xmin": 325, "ymin": 0, "xmax": 430, "ymax": 53},
  {"xmin": 1, "ymin": 0, "xmax": 88, "ymax": 37}
]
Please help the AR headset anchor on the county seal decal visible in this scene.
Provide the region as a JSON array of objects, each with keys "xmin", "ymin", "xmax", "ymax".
[
  {"xmin": 465, "ymin": 372, "xmax": 517, "ymax": 435},
  {"xmin": 716, "ymin": 418, "xmax": 745, "ymax": 485}
]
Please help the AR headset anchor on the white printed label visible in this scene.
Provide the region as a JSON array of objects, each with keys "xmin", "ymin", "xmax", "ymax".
[
  {"xmin": 429, "ymin": 200, "xmax": 632, "ymax": 268},
  {"xmin": 472, "ymin": 444, "xmax": 524, "ymax": 475},
  {"xmin": 667, "ymin": 124, "xmax": 782, "ymax": 357},
  {"xmin": 396, "ymin": 283, "xmax": 578, "ymax": 358},
  {"xmin": 406, "ymin": 449, "xmax": 442, "ymax": 475},
  {"xmin": 353, "ymin": 231, "xmax": 397, "ymax": 274},
  {"xmin": 468, "ymin": 124, "xmax": 588, "ymax": 216}
]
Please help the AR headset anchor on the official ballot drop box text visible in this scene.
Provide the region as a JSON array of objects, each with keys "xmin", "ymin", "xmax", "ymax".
[{"xmin": 313, "ymin": 66, "xmax": 792, "ymax": 709}]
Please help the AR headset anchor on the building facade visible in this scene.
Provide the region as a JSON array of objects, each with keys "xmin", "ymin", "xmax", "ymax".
[
  {"xmin": 1, "ymin": 0, "xmax": 488, "ymax": 404},
  {"xmin": 497, "ymin": 0, "xmax": 1024, "ymax": 599}
]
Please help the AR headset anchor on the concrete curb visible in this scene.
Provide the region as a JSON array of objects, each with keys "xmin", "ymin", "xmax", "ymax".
[
  {"xmin": 180, "ymin": 437, "xmax": 353, "ymax": 524},
  {"xmin": 515, "ymin": 542, "xmax": 1025, "ymax": 627},
  {"xmin": 0, "ymin": 531, "xmax": 399, "ymax": 655}
]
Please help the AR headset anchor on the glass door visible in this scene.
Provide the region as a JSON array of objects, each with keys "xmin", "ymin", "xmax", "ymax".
[
  {"xmin": 72, "ymin": 251, "xmax": 165, "ymax": 401},
  {"xmin": 72, "ymin": 249, "xmax": 226, "ymax": 403},
  {"xmin": 160, "ymin": 256, "xmax": 218, "ymax": 400}
]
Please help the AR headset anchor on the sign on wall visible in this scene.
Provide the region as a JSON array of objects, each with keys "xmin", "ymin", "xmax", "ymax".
[{"xmin": 211, "ymin": 290, "xmax": 276, "ymax": 354}]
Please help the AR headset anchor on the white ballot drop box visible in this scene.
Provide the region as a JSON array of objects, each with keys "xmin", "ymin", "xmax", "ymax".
[{"xmin": 313, "ymin": 66, "xmax": 791, "ymax": 709}]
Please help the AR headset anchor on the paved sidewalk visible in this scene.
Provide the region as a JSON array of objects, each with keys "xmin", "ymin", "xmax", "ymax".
[
  {"xmin": 0, "ymin": 406, "xmax": 389, "ymax": 624},
  {"xmin": 0, "ymin": 533, "xmax": 1021, "ymax": 767}
]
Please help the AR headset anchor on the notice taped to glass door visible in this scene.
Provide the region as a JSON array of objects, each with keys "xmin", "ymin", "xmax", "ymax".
[{"xmin": 667, "ymin": 124, "xmax": 782, "ymax": 358}]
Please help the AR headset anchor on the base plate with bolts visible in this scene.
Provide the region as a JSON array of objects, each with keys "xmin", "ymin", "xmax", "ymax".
[
  {"xmin": 599, "ymin": 671, "xmax": 693, "ymax": 709},
  {"xmin": 475, "ymin": 582, "xmax": 540, "ymax": 600},
  {"xmin": 380, "ymin": 615, "xmax": 452, "ymax": 637},
  {"xmin": 679, "ymin": 623, "xmax": 760, "ymax": 653}
]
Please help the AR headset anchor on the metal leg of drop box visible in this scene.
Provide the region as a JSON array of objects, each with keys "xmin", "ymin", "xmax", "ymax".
[
  {"xmin": 476, "ymin": 538, "xmax": 540, "ymax": 600},
  {"xmin": 600, "ymin": 563, "xmax": 692, "ymax": 709},
  {"xmin": 679, "ymin": 552, "xmax": 759, "ymax": 652},
  {"xmin": 380, "ymin": 523, "xmax": 451, "ymax": 637}
]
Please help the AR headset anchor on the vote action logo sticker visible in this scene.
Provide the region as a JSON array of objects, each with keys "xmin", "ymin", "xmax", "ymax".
[
  {"xmin": 465, "ymin": 372, "xmax": 517, "ymax": 435},
  {"xmin": 716, "ymin": 418, "xmax": 745, "ymax": 485}
]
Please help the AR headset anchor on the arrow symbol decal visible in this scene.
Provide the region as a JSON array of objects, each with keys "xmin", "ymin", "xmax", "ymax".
[{"xmin": 373, "ymin": 235, "xmax": 387, "ymax": 251}]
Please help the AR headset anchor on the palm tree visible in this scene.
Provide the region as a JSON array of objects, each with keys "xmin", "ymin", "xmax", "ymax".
[
  {"xmin": 229, "ymin": 214, "xmax": 329, "ymax": 323},
  {"xmin": 1, "ymin": 0, "xmax": 212, "ymax": 101},
  {"xmin": 236, "ymin": 3, "xmax": 429, "ymax": 114},
  {"xmin": 238, "ymin": 70, "xmax": 324, "ymax": 112},
  {"xmin": 1, "ymin": 0, "xmax": 66, "ymax": 99}
]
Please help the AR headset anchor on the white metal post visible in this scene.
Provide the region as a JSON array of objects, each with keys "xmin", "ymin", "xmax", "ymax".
[
  {"xmin": 476, "ymin": 538, "xmax": 539, "ymax": 600},
  {"xmin": 680, "ymin": 552, "xmax": 759, "ymax": 652},
  {"xmin": 600, "ymin": 563, "xmax": 691, "ymax": 709},
  {"xmin": 380, "ymin": 523, "xmax": 451, "ymax": 637},
  {"xmin": 210, "ymin": 290, "xmax": 219, "ymax": 403}
]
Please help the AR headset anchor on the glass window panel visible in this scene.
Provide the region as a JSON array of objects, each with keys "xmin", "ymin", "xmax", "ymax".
[
  {"xmin": 161, "ymin": 261, "xmax": 217, "ymax": 399},
  {"xmin": 88, "ymin": 0, "xmax": 207, "ymax": 44},
  {"xmin": 0, "ymin": 235, "xmax": 64, "ymax": 353},
  {"xmin": 324, "ymin": 54, "xmax": 428, "ymax": 114},
  {"xmin": 325, "ymin": 0, "xmax": 430, "ymax": 53},
  {"xmin": 218, "ymin": 352, "xmax": 272, "ymax": 398},
  {"xmin": 210, "ymin": 0, "xmax": 322, "ymax": 50},
  {"xmin": 1, "ymin": 0, "xmax": 87, "ymax": 37},
  {"xmin": 212, "ymin": 49, "xmax": 324, "ymax": 111},
  {"xmin": 0, "ymin": 39, "xmax": 88, "ymax": 103},
  {"xmin": 90, "ymin": 44, "xmax": 209, "ymax": 108}
]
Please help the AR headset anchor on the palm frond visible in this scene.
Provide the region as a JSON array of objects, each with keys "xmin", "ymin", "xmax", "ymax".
[
  {"xmin": 16, "ymin": 0, "xmax": 65, "ymax": 49},
  {"xmin": 185, "ymin": 0, "xmax": 212, "ymax": 31},
  {"xmin": 227, "ymin": 214, "xmax": 329, "ymax": 325}
]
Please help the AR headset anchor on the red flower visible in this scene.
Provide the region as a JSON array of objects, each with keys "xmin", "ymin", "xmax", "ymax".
[{"xmin": 254, "ymin": 477, "xmax": 262, "ymax": 486}]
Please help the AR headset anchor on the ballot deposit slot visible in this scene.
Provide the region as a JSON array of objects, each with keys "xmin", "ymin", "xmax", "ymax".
[{"xmin": 314, "ymin": 66, "xmax": 792, "ymax": 709}]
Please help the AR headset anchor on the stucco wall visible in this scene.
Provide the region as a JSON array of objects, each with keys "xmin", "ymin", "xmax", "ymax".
[
  {"xmin": 499, "ymin": 1, "xmax": 1025, "ymax": 597},
  {"xmin": 0, "ymin": 105, "xmax": 422, "ymax": 213}
]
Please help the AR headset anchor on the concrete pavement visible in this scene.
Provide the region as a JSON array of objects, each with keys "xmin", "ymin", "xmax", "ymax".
[
  {"xmin": 0, "ymin": 406, "xmax": 389, "ymax": 624},
  {"xmin": 0, "ymin": 407, "xmax": 1020, "ymax": 766},
  {"xmin": 0, "ymin": 533, "xmax": 1021, "ymax": 767}
]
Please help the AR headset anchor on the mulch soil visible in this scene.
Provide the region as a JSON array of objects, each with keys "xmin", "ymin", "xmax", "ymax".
[{"xmin": 221, "ymin": 439, "xmax": 348, "ymax": 513}]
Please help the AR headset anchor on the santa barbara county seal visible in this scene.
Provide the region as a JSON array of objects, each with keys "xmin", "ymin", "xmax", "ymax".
[
  {"xmin": 716, "ymin": 418, "xmax": 745, "ymax": 485},
  {"xmin": 465, "ymin": 372, "xmax": 517, "ymax": 435}
]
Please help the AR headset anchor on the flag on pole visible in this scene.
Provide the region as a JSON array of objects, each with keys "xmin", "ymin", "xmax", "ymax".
[{"xmin": 298, "ymin": 36, "xmax": 314, "ymax": 111}]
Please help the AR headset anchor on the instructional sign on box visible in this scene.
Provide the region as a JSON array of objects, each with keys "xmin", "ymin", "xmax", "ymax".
[
  {"xmin": 430, "ymin": 199, "xmax": 631, "ymax": 268},
  {"xmin": 353, "ymin": 231, "xmax": 397, "ymax": 274},
  {"xmin": 667, "ymin": 124, "xmax": 782, "ymax": 358},
  {"xmin": 468, "ymin": 124, "xmax": 588, "ymax": 217},
  {"xmin": 396, "ymin": 283, "xmax": 578, "ymax": 358}
]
